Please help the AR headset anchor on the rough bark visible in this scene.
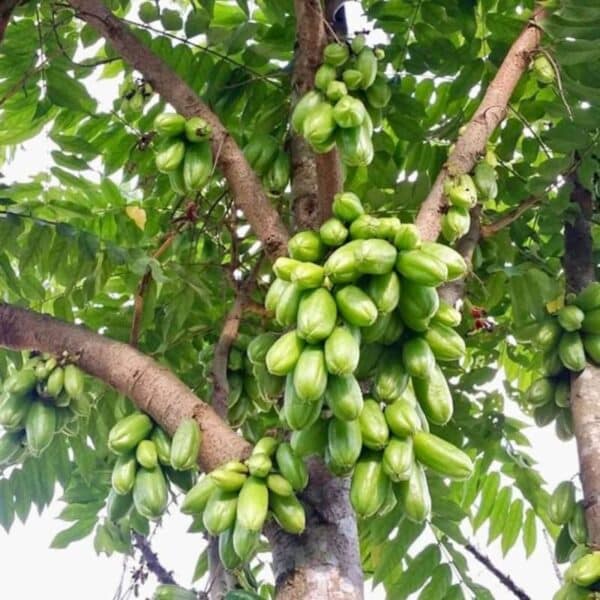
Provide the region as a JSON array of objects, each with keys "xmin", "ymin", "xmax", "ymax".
[
  {"xmin": 0, "ymin": 303, "xmax": 251, "ymax": 471},
  {"xmin": 133, "ymin": 532, "xmax": 178, "ymax": 586},
  {"xmin": 68, "ymin": 0, "xmax": 289, "ymax": 259},
  {"xmin": 415, "ymin": 8, "xmax": 545, "ymax": 242},
  {"xmin": 563, "ymin": 177, "xmax": 600, "ymax": 546}
]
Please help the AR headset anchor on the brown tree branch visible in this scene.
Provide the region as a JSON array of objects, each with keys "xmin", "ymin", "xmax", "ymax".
[
  {"xmin": 415, "ymin": 8, "xmax": 545, "ymax": 242},
  {"xmin": 0, "ymin": 303, "xmax": 251, "ymax": 471},
  {"xmin": 480, "ymin": 195, "xmax": 540, "ymax": 239},
  {"xmin": 67, "ymin": 0, "xmax": 289, "ymax": 259},
  {"xmin": 133, "ymin": 532, "xmax": 178, "ymax": 586},
  {"xmin": 0, "ymin": 0, "xmax": 20, "ymax": 42},
  {"xmin": 464, "ymin": 543, "xmax": 531, "ymax": 600}
]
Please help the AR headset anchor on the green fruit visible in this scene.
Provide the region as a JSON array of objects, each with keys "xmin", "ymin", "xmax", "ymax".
[
  {"xmin": 526, "ymin": 377, "xmax": 555, "ymax": 406},
  {"xmin": 269, "ymin": 491, "xmax": 305, "ymax": 534},
  {"xmin": 533, "ymin": 55, "xmax": 555, "ymax": 84},
  {"xmin": 354, "ymin": 342, "xmax": 384, "ymax": 379},
  {"xmin": 170, "ymin": 418, "xmax": 201, "ymax": 471},
  {"xmin": 291, "ymin": 91, "xmax": 323, "ymax": 133},
  {"xmin": 265, "ymin": 278, "xmax": 289, "ymax": 314},
  {"xmin": 136, "ymin": 440, "xmax": 158, "ymax": 469},
  {"xmin": 303, "ymin": 102, "xmax": 336, "ymax": 148},
  {"xmin": 473, "ymin": 161, "xmax": 498, "ymax": 200},
  {"xmin": 552, "ymin": 582, "xmax": 590, "ymax": 600},
  {"xmin": 160, "ymin": 8, "xmax": 183, "ymax": 31},
  {"xmin": 288, "ymin": 230, "xmax": 325, "ymax": 262},
  {"xmin": 333, "ymin": 95, "xmax": 367, "ymax": 128},
  {"xmin": 394, "ymin": 224, "xmax": 421, "ymax": 250},
  {"xmin": 168, "ymin": 166, "xmax": 186, "ymax": 195},
  {"xmin": 314, "ymin": 63, "xmax": 337, "ymax": 91},
  {"xmin": 549, "ymin": 481, "xmax": 576, "ymax": 525},
  {"xmin": 583, "ymin": 308, "xmax": 600, "ymax": 334},
  {"xmin": 0, "ymin": 393, "xmax": 29, "ymax": 431},
  {"xmin": 540, "ymin": 350, "xmax": 563, "ymax": 376},
  {"xmin": 243, "ymin": 134, "xmax": 279, "ymax": 174},
  {"xmin": 413, "ymin": 363, "xmax": 453, "ymax": 425},
  {"xmin": 402, "ymin": 337, "xmax": 435, "ymax": 379},
  {"xmin": 184, "ymin": 116, "xmax": 211, "ymax": 143},
  {"xmin": 413, "ymin": 431, "xmax": 473, "ymax": 480},
  {"xmin": 350, "ymin": 451, "xmax": 389, "ymax": 518},
  {"xmin": 232, "ymin": 521, "xmax": 260, "ymax": 562},
  {"xmin": 361, "ymin": 312, "xmax": 391, "ymax": 344},
  {"xmin": 154, "ymin": 584, "xmax": 197, "ymax": 600},
  {"xmin": 384, "ymin": 398, "xmax": 421, "ymax": 438},
  {"xmin": 382, "ymin": 437, "xmax": 413, "ymax": 481},
  {"xmin": 332, "ymin": 192, "xmax": 364, "ymax": 222},
  {"xmin": 138, "ymin": 1, "xmax": 159, "ymax": 23},
  {"xmin": 290, "ymin": 418, "xmax": 327, "ymax": 459},
  {"xmin": 245, "ymin": 453, "xmax": 272, "ymax": 478},
  {"xmin": 181, "ymin": 476, "xmax": 217, "ymax": 514},
  {"xmin": 165, "ymin": 466, "xmax": 196, "ymax": 492},
  {"xmin": 433, "ymin": 302, "xmax": 461, "ymax": 328},
  {"xmin": 183, "ymin": 142, "xmax": 212, "ymax": 191},
  {"xmin": 373, "ymin": 350, "xmax": 409, "ymax": 403},
  {"xmin": 107, "ymin": 489, "xmax": 133, "ymax": 522},
  {"xmin": 203, "ymin": 489, "xmax": 238, "ymax": 535},
  {"xmin": 151, "ymin": 428, "xmax": 172, "ymax": 465},
  {"xmin": 554, "ymin": 379, "xmax": 570, "ymax": 408},
  {"xmin": 443, "ymin": 174, "xmax": 478, "ymax": 209},
  {"xmin": 583, "ymin": 333, "xmax": 600, "ymax": 364},
  {"xmin": 326, "ymin": 80, "xmax": 348, "ymax": 102},
  {"xmin": 397, "ymin": 280, "xmax": 439, "ymax": 331},
  {"xmin": 348, "ymin": 215, "xmax": 384, "ymax": 239},
  {"xmin": 25, "ymin": 402, "xmax": 55, "ymax": 456},
  {"xmin": 5, "ymin": 369, "xmax": 37, "ymax": 397},
  {"xmin": 237, "ymin": 476, "xmax": 269, "ymax": 532},
  {"xmin": 424, "ymin": 322, "xmax": 466, "ymax": 362},
  {"xmin": 342, "ymin": 68, "xmax": 363, "ymax": 90},
  {"xmin": 323, "ymin": 241, "xmax": 362, "ymax": 284},
  {"xmin": 297, "ymin": 288, "xmax": 337, "ymax": 343},
  {"xmin": 555, "ymin": 524, "xmax": 576, "ymax": 564},
  {"xmin": 558, "ymin": 306, "xmax": 585, "ymax": 332},
  {"xmin": 355, "ymin": 239, "xmax": 397, "ymax": 275},
  {"xmin": 381, "ymin": 312, "xmax": 405, "ymax": 345},
  {"xmin": 337, "ymin": 121, "xmax": 374, "ymax": 166},
  {"xmin": 283, "ymin": 375, "xmax": 324, "ymax": 431},
  {"xmin": 534, "ymin": 401, "xmax": 558, "ymax": 427},
  {"xmin": 358, "ymin": 399, "xmax": 389, "ymax": 450},
  {"xmin": 365, "ymin": 75, "xmax": 391, "ymax": 108},
  {"xmin": 247, "ymin": 333, "xmax": 278, "ymax": 366},
  {"xmin": 320, "ymin": 218, "xmax": 348, "ymax": 246},
  {"xmin": 351, "ymin": 34, "xmax": 366, "ymax": 54},
  {"xmin": 377, "ymin": 479, "xmax": 397, "ymax": 517},
  {"xmin": 323, "ymin": 42, "xmax": 349, "ymax": 67},
  {"xmin": 46, "ymin": 367, "xmax": 64, "ymax": 398},
  {"xmin": 325, "ymin": 374, "xmax": 363, "ymax": 421},
  {"xmin": 154, "ymin": 113, "xmax": 186, "ymax": 137},
  {"xmin": 265, "ymin": 151, "xmax": 290, "ymax": 193},
  {"xmin": 290, "ymin": 262, "xmax": 325, "ymax": 291},
  {"xmin": 335, "ymin": 285, "xmax": 378, "ymax": 327},
  {"xmin": 366, "ymin": 272, "xmax": 401, "ymax": 314},
  {"xmin": 218, "ymin": 528, "xmax": 242, "ymax": 571},
  {"xmin": 324, "ymin": 326, "xmax": 360, "ymax": 376},
  {"xmin": 396, "ymin": 250, "xmax": 448, "ymax": 287},
  {"xmin": 155, "ymin": 139, "xmax": 185, "ymax": 173},
  {"xmin": 266, "ymin": 473, "xmax": 294, "ymax": 497},
  {"xmin": 108, "ymin": 413, "xmax": 153, "ymax": 455},
  {"xmin": 275, "ymin": 443, "xmax": 308, "ymax": 492},
  {"xmin": 397, "ymin": 462, "xmax": 431, "ymax": 522},
  {"xmin": 420, "ymin": 242, "xmax": 468, "ymax": 282},
  {"xmin": 575, "ymin": 282, "xmax": 600, "ymax": 312},
  {"xmin": 532, "ymin": 318, "xmax": 562, "ymax": 350},
  {"xmin": 441, "ymin": 206, "xmax": 470, "ymax": 243},
  {"xmin": 293, "ymin": 346, "xmax": 327, "ymax": 403},
  {"xmin": 328, "ymin": 418, "xmax": 362, "ymax": 471},
  {"xmin": 559, "ymin": 332, "xmax": 586, "ymax": 372},
  {"xmin": 567, "ymin": 552, "xmax": 600, "ymax": 587},
  {"xmin": 63, "ymin": 364, "xmax": 84, "ymax": 399},
  {"xmin": 266, "ymin": 331, "xmax": 305, "ymax": 377},
  {"xmin": 556, "ymin": 408, "xmax": 575, "ymax": 441},
  {"xmin": 275, "ymin": 282, "xmax": 303, "ymax": 327},
  {"xmin": 356, "ymin": 48, "xmax": 377, "ymax": 88},
  {"xmin": 112, "ymin": 453, "xmax": 137, "ymax": 495},
  {"xmin": 569, "ymin": 502, "xmax": 588, "ymax": 545}
]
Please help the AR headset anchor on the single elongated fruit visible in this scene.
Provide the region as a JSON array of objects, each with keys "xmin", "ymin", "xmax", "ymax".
[
  {"xmin": 474, "ymin": 161, "xmax": 498, "ymax": 199},
  {"xmin": 324, "ymin": 42, "xmax": 349, "ymax": 66},
  {"xmin": 170, "ymin": 418, "xmax": 201, "ymax": 471},
  {"xmin": 293, "ymin": 347, "xmax": 327, "ymax": 403},
  {"xmin": 413, "ymin": 363, "xmax": 453, "ymax": 425},
  {"xmin": 583, "ymin": 308, "xmax": 600, "ymax": 334},
  {"xmin": 154, "ymin": 113, "xmax": 186, "ymax": 137},
  {"xmin": 232, "ymin": 521, "xmax": 260, "ymax": 563},
  {"xmin": 288, "ymin": 231, "xmax": 325, "ymax": 262},
  {"xmin": 266, "ymin": 331, "xmax": 305, "ymax": 376},
  {"xmin": 350, "ymin": 451, "xmax": 389, "ymax": 518},
  {"xmin": 203, "ymin": 489, "xmax": 238, "ymax": 535},
  {"xmin": 181, "ymin": 476, "xmax": 217, "ymax": 514},
  {"xmin": 244, "ymin": 134, "xmax": 278, "ymax": 173},
  {"xmin": 556, "ymin": 408, "xmax": 574, "ymax": 441},
  {"xmin": 413, "ymin": 431, "xmax": 473, "ymax": 480},
  {"xmin": 374, "ymin": 351, "xmax": 409, "ymax": 403},
  {"xmin": 442, "ymin": 206, "xmax": 470, "ymax": 243},
  {"xmin": 133, "ymin": 466, "xmax": 168, "ymax": 520},
  {"xmin": 534, "ymin": 401, "xmax": 558, "ymax": 427},
  {"xmin": 343, "ymin": 69, "xmax": 363, "ymax": 90},
  {"xmin": 323, "ymin": 241, "xmax": 362, "ymax": 283},
  {"xmin": 558, "ymin": 305, "xmax": 585, "ymax": 332},
  {"xmin": 533, "ymin": 55, "xmax": 555, "ymax": 84},
  {"xmin": 303, "ymin": 102, "xmax": 336, "ymax": 147},
  {"xmin": 575, "ymin": 282, "xmax": 600, "ymax": 312},
  {"xmin": 569, "ymin": 502, "xmax": 588, "ymax": 545},
  {"xmin": 210, "ymin": 468, "xmax": 247, "ymax": 492},
  {"xmin": 245, "ymin": 452, "xmax": 271, "ymax": 478},
  {"xmin": 63, "ymin": 364, "xmax": 84, "ymax": 399},
  {"xmin": 183, "ymin": 142, "xmax": 212, "ymax": 191},
  {"xmin": 276, "ymin": 282, "xmax": 303, "ymax": 327},
  {"xmin": 265, "ymin": 151, "xmax": 290, "ymax": 192},
  {"xmin": 315, "ymin": 63, "xmax": 337, "ymax": 91},
  {"xmin": 273, "ymin": 257, "xmax": 303, "ymax": 282},
  {"xmin": 326, "ymin": 80, "xmax": 348, "ymax": 102},
  {"xmin": 359, "ymin": 399, "xmax": 389, "ymax": 450},
  {"xmin": 325, "ymin": 374, "xmax": 363, "ymax": 421},
  {"xmin": 367, "ymin": 272, "xmax": 400, "ymax": 314},
  {"xmin": 155, "ymin": 139, "xmax": 185, "ymax": 173},
  {"xmin": 349, "ymin": 215, "xmax": 386, "ymax": 240},
  {"xmin": 526, "ymin": 377, "xmax": 554, "ymax": 406},
  {"xmin": 333, "ymin": 96, "xmax": 367, "ymax": 128},
  {"xmin": 433, "ymin": 302, "xmax": 461, "ymax": 327},
  {"xmin": 283, "ymin": 376, "xmax": 324, "ymax": 431},
  {"xmin": 275, "ymin": 443, "xmax": 308, "ymax": 492},
  {"xmin": 394, "ymin": 224, "xmax": 421, "ymax": 250},
  {"xmin": 444, "ymin": 174, "xmax": 478, "ymax": 208},
  {"xmin": 218, "ymin": 528, "xmax": 242, "ymax": 571},
  {"xmin": 397, "ymin": 280, "xmax": 439, "ymax": 331},
  {"xmin": 356, "ymin": 48, "xmax": 377, "ymax": 88},
  {"xmin": 332, "ymin": 192, "xmax": 364, "ymax": 222},
  {"xmin": 291, "ymin": 262, "xmax": 326, "ymax": 290},
  {"xmin": 291, "ymin": 91, "xmax": 323, "ymax": 133},
  {"xmin": 5, "ymin": 369, "xmax": 37, "ymax": 397},
  {"xmin": 335, "ymin": 285, "xmax": 378, "ymax": 327},
  {"xmin": 549, "ymin": 481, "xmax": 576, "ymax": 525},
  {"xmin": 397, "ymin": 462, "xmax": 431, "ymax": 522},
  {"xmin": 424, "ymin": 322, "xmax": 466, "ymax": 362},
  {"xmin": 184, "ymin": 116, "xmax": 211, "ymax": 142},
  {"xmin": 290, "ymin": 417, "xmax": 328, "ymax": 459},
  {"xmin": 265, "ymin": 278, "xmax": 289, "ymax": 314},
  {"xmin": 337, "ymin": 121, "xmax": 374, "ymax": 166},
  {"xmin": 320, "ymin": 218, "xmax": 348, "ymax": 246},
  {"xmin": 108, "ymin": 413, "xmax": 153, "ymax": 455},
  {"xmin": 136, "ymin": 440, "xmax": 158, "ymax": 469},
  {"xmin": 554, "ymin": 379, "xmax": 570, "ymax": 408},
  {"xmin": 247, "ymin": 333, "xmax": 278, "ymax": 366},
  {"xmin": 324, "ymin": 326, "xmax": 360, "ymax": 376},
  {"xmin": 384, "ymin": 399, "xmax": 421, "ymax": 438},
  {"xmin": 583, "ymin": 334, "xmax": 600, "ymax": 364},
  {"xmin": 382, "ymin": 437, "xmax": 413, "ymax": 481},
  {"xmin": 366, "ymin": 75, "xmax": 392, "ymax": 108},
  {"xmin": 297, "ymin": 288, "xmax": 337, "ymax": 343},
  {"xmin": 46, "ymin": 367, "xmax": 64, "ymax": 397},
  {"xmin": 328, "ymin": 418, "xmax": 362, "ymax": 471},
  {"xmin": 151, "ymin": 428, "xmax": 172, "ymax": 465},
  {"xmin": 237, "ymin": 476, "xmax": 269, "ymax": 532},
  {"xmin": 420, "ymin": 242, "xmax": 468, "ymax": 281},
  {"xmin": 112, "ymin": 453, "xmax": 137, "ymax": 495},
  {"xmin": 0, "ymin": 393, "xmax": 29, "ymax": 430},
  {"xmin": 396, "ymin": 250, "xmax": 448, "ymax": 287},
  {"xmin": 559, "ymin": 332, "xmax": 586, "ymax": 372},
  {"xmin": 269, "ymin": 491, "xmax": 306, "ymax": 534},
  {"xmin": 402, "ymin": 338, "xmax": 435, "ymax": 379},
  {"xmin": 361, "ymin": 312, "xmax": 391, "ymax": 344},
  {"xmin": 566, "ymin": 552, "xmax": 600, "ymax": 587},
  {"xmin": 355, "ymin": 239, "xmax": 397, "ymax": 275},
  {"xmin": 25, "ymin": 402, "xmax": 56, "ymax": 456},
  {"xmin": 107, "ymin": 489, "xmax": 133, "ymax": 522}
]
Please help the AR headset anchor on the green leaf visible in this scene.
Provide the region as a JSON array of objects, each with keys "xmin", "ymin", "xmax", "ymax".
[
  {"xmin": 418, "ymin": 563, "xmax": 452, "ymax": 599},
  {"xmin": 523, "ymin": 509, "xmax": 537, "ymax": 558},
  {"xmin": 501, "ymin": 498, "xmax": 523, "ymax": 556},
  {"xmin": 192, "ymin": 547, "xmax": 209, "ymax": 582},
  {"xmin": 472, "ymin": 472, "xmax": 500, "ymax": 531},
  {"xmin": 488, "ymin": 487, "xmax": 512, "ymax": 544},
  {"xmin": 0, "ymin": 479, "xmax": 15, "ymax": 532},
  {"xmin": 46, "ymin": 68, "xmax": 97, "ymax": 114},
  {"xmin": 50, "ymin": 518, "xmax": 97, "ymax": 548}
]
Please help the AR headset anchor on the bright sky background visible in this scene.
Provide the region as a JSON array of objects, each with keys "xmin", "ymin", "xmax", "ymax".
[{"xmin": 0, "ymin": 2, "xmax": 580, "ymax": 599}]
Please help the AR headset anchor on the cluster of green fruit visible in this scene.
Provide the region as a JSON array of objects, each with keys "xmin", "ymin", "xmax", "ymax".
[
  {"xmin": 291, "ymin": 36, "xmax": 390, "ymax": 167},
  {"xmin": 118, "ymin": 75, "xmax": 153, "ymax": 116},
  {"xmin": 441, "ymin": 151, "xmax": 498, "ymax": 243},
  {"xmin": 220, "ymin": 191, "xmax": 473, "ymax": 525},
  {"xmin": 243, "ymin": 135, "xmax": 290, "ymax": 194},
  {"xmin": 549, "ymin": 481, "xmax": 600, "ymax": 599},
  {"xmin": 153, "ymin": 113, "xmax": 214, "ymax": 196},
  {"xmin": 107, "ymin": 414, "xmax": 201, "ymax": 521},
  {"xmin": 0, "ymin": 354, "xmax": 89, "ymax": 464},
  {"xmin": 180, "ymin": 437, "xmax": 307, "ymax": 569}
]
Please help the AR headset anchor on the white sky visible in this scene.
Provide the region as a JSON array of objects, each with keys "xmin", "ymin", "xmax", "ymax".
[{"xmin": 0, "ymin": 2, "xmax": 581, "ymax": 599}]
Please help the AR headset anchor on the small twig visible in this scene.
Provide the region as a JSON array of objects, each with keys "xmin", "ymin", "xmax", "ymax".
[
  {"xmin": 542, "ymin": 529, "xmax": 562, "ymax": 582},
  {"xmin": 480, "ymin": 195, "xmax": 541, "ymax": 238},
  {"xmin": 465, "ymin": 543, "xmax": 531, "ymax": 599},
  {"xmin": 507, "ymin": 104, "xmax": 552, "ymax": 158}
]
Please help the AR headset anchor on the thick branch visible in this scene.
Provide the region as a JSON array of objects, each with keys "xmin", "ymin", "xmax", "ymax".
[
  {"xmin": 0, "ymin": 0, "xmax": 19, "ymax": 42},
  {"xmin": 464, "ymin": 543, "xmax": 531, "ymax": 600},
  {"xmin": 0, "ymin": 303, "xmax": 250, "ymax": 471},
  {"xmin": 480, "ymin": 196, "xmax": 540, "ymax": 239},
  {"xmin": 68, "ymin": 0, "xmax": 289, "ymax": 259},
  {"xmin": 133, "ymin": 532, "xmax": 178, "ymax": 586},
  {"xmin": 415, "ymin": 8, "xmax": 545, "ymax": 241}
]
